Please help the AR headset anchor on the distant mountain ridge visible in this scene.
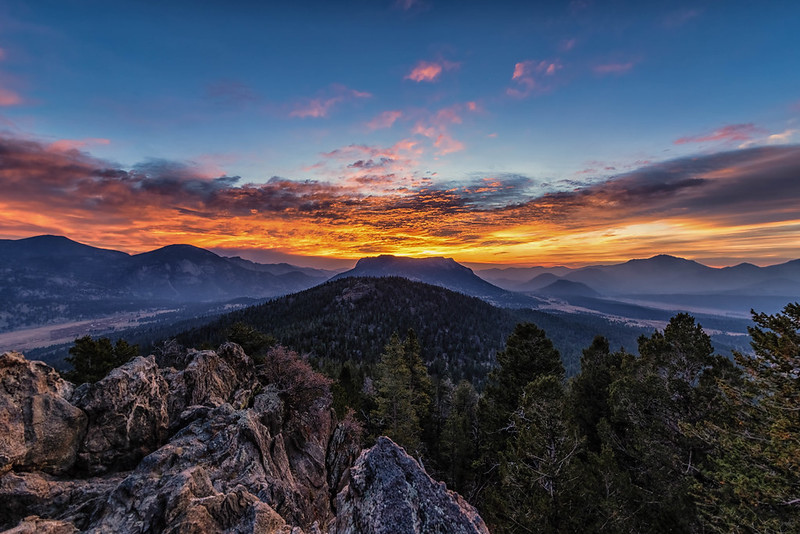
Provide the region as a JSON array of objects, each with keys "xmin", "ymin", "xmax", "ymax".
[
  {"xmin": 479, "ymin": 254, "xmax": 800, "ymax": 296},
  {"xmin": 0, "ymin": 235, "xmax": 331, "ymax": 333},
  {"xmin": 332, "ymin": 255, "xmax": 545, "ymax": 308}
]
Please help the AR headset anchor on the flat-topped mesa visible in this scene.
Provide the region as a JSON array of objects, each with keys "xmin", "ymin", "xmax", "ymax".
[
  {"xmin": 0, "ymin": 349, "xmax": 488, "ymax": 533},
  {"xmin": 353, "ymin": 255, "xmax": 470, "ymax": 272}
]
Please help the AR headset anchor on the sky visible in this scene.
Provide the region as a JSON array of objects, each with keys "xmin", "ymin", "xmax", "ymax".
[{"xmin": 0, "ymin": 0, "xmax": 799, "ymax": 268}]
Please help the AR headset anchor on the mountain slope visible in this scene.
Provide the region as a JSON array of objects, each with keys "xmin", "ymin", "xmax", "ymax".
[
  {"xmin": 332, "ymin": 255, "xmax": 544, "ymax": 308},
  {"xmin": 0, "ymin": 236, "xmax": 328, "ymax": 333},
  {"xmin": 172, "ymin": 277, "xmax": 649, "ymax": 378},
  {"xmin": 536, "ymin": 279, "xmax": 600, "ymax": 298}
]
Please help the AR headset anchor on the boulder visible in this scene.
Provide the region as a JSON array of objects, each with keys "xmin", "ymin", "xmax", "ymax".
[
  {"xmin": 71, "ymin": 355, "xmax": 170, "ymax": 474},
  {"xmin": 330, "ymin": 437, "xmax": 490, "ymax": 534},
  {"xmin": 163, "ymin": 343, "xmax": 259, "ymax": 428},
  {"xmin": 0, "ymin": 352, "xmax": 87, "ymax": 475},
  {"xmin": 89, "ymin": 403, "xmax": 329, "ymax": 533}
]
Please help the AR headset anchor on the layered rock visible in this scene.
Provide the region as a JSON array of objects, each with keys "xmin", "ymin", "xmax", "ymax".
[
  {"xmin": 0, "ymin": 349, "xmax": 488, "ymax": 533},
  {"xmin": 71, "ymin": 355, "xmax": 170, "ymax": 474},
  {"xmin": 0, "ymin": 352, "xmax": 87, "ymax": 476}
]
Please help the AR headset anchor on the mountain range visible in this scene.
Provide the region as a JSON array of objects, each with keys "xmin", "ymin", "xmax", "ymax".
[
  {"xmin": 478, "ymin": 254, "xmax": 800, "ymax": 297},
  {"xmin": 0, "ymin": 235, "xmax": 332, "ymax": 333},
  {"xmin": 3, "ymin": 235, "xmax": 799, "ymax": 355}
]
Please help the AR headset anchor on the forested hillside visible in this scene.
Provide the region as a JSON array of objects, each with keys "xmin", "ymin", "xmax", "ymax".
[
  {"xmin": 171, "ymin": 276, "xmax": 649, "ymax": 379},
  {"xmin": 52, "ymin": 280, "xmax": 800, "ymax": 532}
]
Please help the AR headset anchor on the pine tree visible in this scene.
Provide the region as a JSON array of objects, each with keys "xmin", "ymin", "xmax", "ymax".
[
  {"xmin": 372, "ymin": 330, "xmax": 432, "ymax": 456},
  {"xmin": 478, "ymin": 322, "xmax": 564, "ymax": 455},
  {"xmin": 605, "ymin": 313, "xmax": 733, "ymax": 532},
  {"xmin": 568, "ymin": 336, "xmax": 625, "ymax": 452},
  {"xmin": 64, "ymin": 336, "xmax": 139, "ymax": 384},
  {"xmin": 690, "ymin": 303, "xmax": 800, "ymax": 532},
  {"xmin": 500, "ymin": 376, "xmax": 583, "ymax": 533},
  {"xmin": 476, "ymin": 322, "xmax": 565, "ymax": 530},
  {"xmin": 440, "ymin": 380, "xmax": 480, "ymax": 494}
]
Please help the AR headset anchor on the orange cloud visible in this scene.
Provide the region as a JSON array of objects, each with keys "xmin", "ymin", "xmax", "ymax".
[
  {"xmin": 48, "ymin": 138, "xmax": 111, "ymax": 152},
  {"xmin": 674, "ymin": 123, "xmax": 765, "ymax": 145},
  {"xmin": 508, "ymin": 59, "xmax": 563, "ymax": 98},
  {"xmin": 0, "ymin": 87, "xmax": 22, "ymax": 106},
  {"xmin": 2, "ymin": 134, "xmax": 800, "ymax": 265},
  {"xmin": 405, "ymin": 60, "xmax": 458, "ymax": 83},
  {"xmin": 290, "ymin": 85, "xmax": 371, "ymax": 118},
  {"xmin": 412, "ymin": 104, "xmax": 468, "ymax": 155}
]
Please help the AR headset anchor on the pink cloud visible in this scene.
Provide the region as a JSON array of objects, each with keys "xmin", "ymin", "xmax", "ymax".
[
  {"xmin": 315, "ymin": 139, "xmax": 423, "ymax": 190},
  {"xmin": 560, "ymin": 38, "xmax": 577, "ymax": 52},
  {"xmin": 434, "ymin": 134, "xmax": 464, "ymax": 155},
  {"xmin": 405, "ymin": 60, "xmax": 458, "ymax": 83},
  {"xmin": 289, "ymin": 85, "xmax": 371, "ymax": 119},
  {"xmin": 466, "ymin": 101, "xmax": 479, "ymax": 112},
  {"xmin": 411, "ymin": 104, "xmax": 468, "ymax": 155},
  {"xmin": 508, "ymin": 59, "xmax": 563, "ymax": 98},
  {"xmin": 674, "ymin": 123, "xmax": 766, "ymax": 145},
  {"xmin": 0, "ymin": 87, "xmax": 22, "ymax": 106},
  {"xmin": 366, "ymin": 110, "xmax": 403, "ymax": 130},
  {"xmin": 48, "ymin": 138, "xmax": 111, "ymax": 152},
  {"xmin": 593, "ymin": 62, "xmax": 635, "ymax": 75}
]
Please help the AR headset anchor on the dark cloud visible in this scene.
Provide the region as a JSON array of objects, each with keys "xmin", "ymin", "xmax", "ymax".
[{"xmin": 2, "ymin": 133, "xmax": 800, "ymax": 260}]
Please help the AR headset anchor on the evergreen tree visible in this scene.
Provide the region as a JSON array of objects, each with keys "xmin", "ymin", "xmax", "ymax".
[
  {"xmin": 476, "ymin": 322, "xmax": 565, "ymax": 529},
  {"xmin": 64, "ymin": 336, "xmax": 139, "ymax": 384},
  {"xmin": 500, "ymin": 376, "xmax": 584, "ymax": 533},
  {"xmin": 605, "ymin": 313, "xmax": 732, "ymax": 532},
  {"xmin": 690, "ymin": 303, "xmax": 800, "ymax": 532},
  {"xmin": 372, "ymin": 330, "xmax": 432, "ymax": 456},
  {"xmin": 478, "ymin": 322, "xmax": 564, "ymax": 455},
  {"xmin": 226, "ymin": 322, "xmax": 275, "ymax": 361},
  {"xmin": 568, "ymin": 336, "xmax": 625, "ymax": 452},
  {"xmin": 439, "ymin": 380, "xmax": 480, "ymax": 494}
]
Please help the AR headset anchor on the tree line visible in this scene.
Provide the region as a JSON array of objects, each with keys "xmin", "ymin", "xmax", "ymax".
[
  {"xmin": 61, "ymin": 301, "xmax": 799, "ymax": 532},
  {"xmin": 345, "ymin": 305, "xmax": 800, "ymax": 533}
]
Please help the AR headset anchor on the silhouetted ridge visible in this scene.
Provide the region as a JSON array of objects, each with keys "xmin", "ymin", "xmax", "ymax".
[{"xmin": 334, "ymin": 255, "xmax": 544, "ymax": 308}]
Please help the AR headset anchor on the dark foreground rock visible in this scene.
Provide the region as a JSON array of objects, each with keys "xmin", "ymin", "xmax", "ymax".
[
  {"xmin": 0, "ymin": 349, "xmax": 488, "ymax": 533},
  {"xmin": 331, "ymin": 437, "xmax": 489, "ymax": 534}
]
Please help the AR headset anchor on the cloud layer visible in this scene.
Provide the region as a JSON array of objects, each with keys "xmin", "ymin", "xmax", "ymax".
[{"xmin": 1, "ymin": 134, "xmax": 799, "ymax": 264}]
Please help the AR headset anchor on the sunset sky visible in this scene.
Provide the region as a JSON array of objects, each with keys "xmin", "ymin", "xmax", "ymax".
[{"xmin": 0, "ymin": 0, "xmax": 799, "ymax": 268}]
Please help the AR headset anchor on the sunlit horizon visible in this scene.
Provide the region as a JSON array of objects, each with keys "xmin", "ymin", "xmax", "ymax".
[{"xmin": 0, "ymin": 2, "xmax": 798, "ymax": 270}]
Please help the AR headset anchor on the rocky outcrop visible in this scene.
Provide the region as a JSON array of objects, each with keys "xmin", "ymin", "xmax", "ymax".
[
  {"xmin": 331, "ymin": 437, "xmax": 490, "ymax": 534},
  {"xmin": 0, "ymin": 349, "xmax": 488, "ymax": 533},
  {"xmin": 0, "ymin": 352, "xmax": 87, "ymax": 476},
  {"xmin": 89, "ymin": 402, "xmax": 330, "ymax": 532},
  {"xmin": 0, "ymin": 471, "xmax": 122, "ymax": 530},
  {"xmin": 71, "ymin": 355, "xmax": 170, "ymax": 474}
]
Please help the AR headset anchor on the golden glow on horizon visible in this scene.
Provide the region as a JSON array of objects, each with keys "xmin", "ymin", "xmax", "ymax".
[
  {"xmin": 4, "ymin": 194, "xmax": 798, "ymax": 267},
  {"xmin": 2, "ymin": 136, "xmax": 799, "ymax": 268}
]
